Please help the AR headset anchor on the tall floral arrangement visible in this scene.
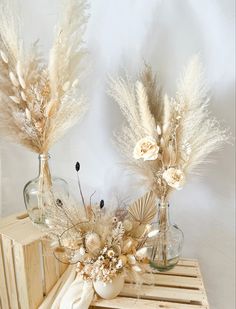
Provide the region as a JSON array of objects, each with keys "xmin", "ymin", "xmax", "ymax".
[
  {"xmin": 0, "ymin": 0, "xmax": 88, "ymax": 190},
  {"xmin": 109, "ymin": 56, "xmax": 228, "ymax": 203},
  {"xmin": 109, "ymin": 57, "xmax": 228, "ymax": 269}
]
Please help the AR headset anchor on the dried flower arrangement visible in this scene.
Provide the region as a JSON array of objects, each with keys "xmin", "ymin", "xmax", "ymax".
[
  {"xmin": 45, "ymin": 163, "xmax": 156, "ymax": 283},
  {"xmin": 109, "ymin": 56, "xmax": 228, "ymax": 202},
  {"xmin": 0, "ymin": 0, "xmax": 88, "ymax": 189},
  {"xmin": 108, "ymin": 56, "xmax": 229, "ymax": 270}
]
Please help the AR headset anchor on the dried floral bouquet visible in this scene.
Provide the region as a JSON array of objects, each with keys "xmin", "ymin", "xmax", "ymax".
[
  {"xmin": 0, "ymin": 0, "xmax": 88, "ymax": 209},
  {"xmin": 41, "ymin": 163, "xmax": 157, "ymax": 306},
  {"xmin": 109, "ymin": 56, "xmax": 228, "ymax": 268}
]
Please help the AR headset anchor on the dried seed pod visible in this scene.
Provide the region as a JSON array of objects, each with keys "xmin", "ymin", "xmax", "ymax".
[
  {"xmin": 9, "ymin": 72, "xmax": 19, "ymax": 87},
  {"xmin": 0, "ymin": 50, "xmax": 8, "ymax": 63},
  {"xmin": 100, "ymin": 199, "xmax": 104, "ymax": 209},
  {"xmin": 75, "ymin": 161, "xmax": 80, "ymax": 172},
  {"xmin": 156, "ymin": 124, "xmax": 162, "ymax": 135},
  {"xmin": 20, "ymin": 91, "xmax": 26, "ymax": 101},
  {"xmin": 25, "ymin": 108, "xmax": 31, "ymax": 121},
  {"xmin": 9, "ymin": 96, "xmax": 20, "ymax": 104}
]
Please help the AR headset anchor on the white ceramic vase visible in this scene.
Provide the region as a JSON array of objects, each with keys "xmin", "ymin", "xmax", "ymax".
[{"xmin": 93, "ymin": 273, "xmax": 125, "ymax": 299}]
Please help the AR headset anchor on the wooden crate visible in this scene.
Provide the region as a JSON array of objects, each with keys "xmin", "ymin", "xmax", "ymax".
[
  {"xmin": 90, "ymin": 259, "xmax": 209, "ymax": 309},
  {"xmin": 1, "ymin": 213, "xmax": 209, "ymax": 309},
  {"xmin": 0, "ymin": 213, "xmax": 67, "ymax": 309}
]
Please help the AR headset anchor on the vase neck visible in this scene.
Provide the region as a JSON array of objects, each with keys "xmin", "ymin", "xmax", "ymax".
[
  {"xmin": 38, "ymin": 153, "xmax": 51, "ymax": 177},
  {"xmin": 157, "ymin": 201, "xmax": 170, "ymax": 230}
]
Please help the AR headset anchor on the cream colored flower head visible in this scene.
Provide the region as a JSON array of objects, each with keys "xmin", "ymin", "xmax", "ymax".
[
  {"xmin": 133, "ymin": 136, "xmax": 159, "ymax": 161},
  {"xmin": 162, "ymin": 168, "xmax": 185, "ymax": 190}
]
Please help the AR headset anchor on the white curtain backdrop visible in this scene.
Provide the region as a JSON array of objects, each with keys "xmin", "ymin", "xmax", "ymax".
[{"xmin": 0, "ymin": 1, "xmax": 235, "ymax": 308}]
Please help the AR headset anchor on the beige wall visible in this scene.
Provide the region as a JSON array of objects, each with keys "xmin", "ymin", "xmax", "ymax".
[{"xmin": 0, "ymin": 0, "xmax": 235, "ymax": 308}]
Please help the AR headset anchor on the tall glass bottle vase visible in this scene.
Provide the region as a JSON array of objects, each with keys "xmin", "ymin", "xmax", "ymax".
[
  {"xmin": 147, "ymin": 201, "xmax": 184, "ymax": 271},
  {"xmin": 23, "ymin": 153, "xmax": 68, "ymax": 224}
]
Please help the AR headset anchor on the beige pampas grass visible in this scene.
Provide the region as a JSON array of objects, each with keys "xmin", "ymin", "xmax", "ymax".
[
  {"xmin": 0, "ymin": 0, "xmax": 88, "ymax": 154},
  {"xmin": 109, "ymin": 56, "xmax": 228, "ymax": 201}
]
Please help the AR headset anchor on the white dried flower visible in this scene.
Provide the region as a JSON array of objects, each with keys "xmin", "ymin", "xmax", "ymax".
[
  {"xmin": 163, "ymin": 168, "xmax": 185, "ymax": 190},
  {"xmin": 107, "ymin": 250, "xmax": 115, "ymax": 258},
  {"xmin": 133, "ymin": 136, "xmax": 159, "ymax": 161}
]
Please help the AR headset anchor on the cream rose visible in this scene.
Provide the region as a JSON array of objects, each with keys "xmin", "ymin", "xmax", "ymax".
[
  {"xmin": 133, "ymin": 136, "xmax": 159, "ymax": 161},
  {"xmin": 162, "ymin": 168, "xmax": 185, "ymax": 190}
]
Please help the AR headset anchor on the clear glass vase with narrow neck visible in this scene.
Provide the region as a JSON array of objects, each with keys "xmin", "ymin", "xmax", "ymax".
[
  {"xmin": 146, "ymin": 200, "xmax": 184, "ymax": 271},
  {"xmin": 23, "ymin": 153, "xmax": 69, "ymax": 225}
]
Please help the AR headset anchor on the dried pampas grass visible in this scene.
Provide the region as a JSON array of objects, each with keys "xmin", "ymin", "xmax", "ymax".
[
  {"xmin": 0, "ymin": 0, "xmax": 89, "ymax": 154},
  {"xmin": 109, "ymin": 56, "xmax": 229, "ymax": 201}
]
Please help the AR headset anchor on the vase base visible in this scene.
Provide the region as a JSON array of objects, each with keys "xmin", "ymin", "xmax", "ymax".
[{"xmin": 149, "ymin": 256, "xmax": 179, "ymax": 272}]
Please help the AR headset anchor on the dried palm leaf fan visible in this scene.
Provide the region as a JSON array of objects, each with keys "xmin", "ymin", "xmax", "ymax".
[
  {"xmin": 0, "ymin": 0, "xmax": 89, "ymax": 223},
  {"xmin": 128, "ymin": 191, "xmax": 156, "ymax": 225}
]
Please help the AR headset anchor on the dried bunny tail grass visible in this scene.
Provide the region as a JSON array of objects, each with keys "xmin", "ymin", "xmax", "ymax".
[
  {"xmin": 49, "ymin": 0, "xmax": 89, "ymax": 100},
  {"xmin": 174, "ymin": 55, "xmax": 229, "ymax": 173}
]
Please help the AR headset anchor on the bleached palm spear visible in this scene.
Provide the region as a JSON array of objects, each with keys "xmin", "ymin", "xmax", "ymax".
[
  {"xmin": 0, "ymin": 0, "xmax": 88, "ymax": 153},
  {"xmin": 109, "ymin": 57, "xmax": 228, "ymax": 200}
]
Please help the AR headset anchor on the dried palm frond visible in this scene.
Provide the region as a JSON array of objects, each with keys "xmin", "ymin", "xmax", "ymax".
[
  {"xmin": 128, "ymin": 191, "xmax": 157, "ymax": 224},
  {"xmin": 0, "ymin": 0, "xmax": 88, "ymax": 154},
  {"xmin": 109, "ymin": 56, "xmax": 228, "ymax": 201}
]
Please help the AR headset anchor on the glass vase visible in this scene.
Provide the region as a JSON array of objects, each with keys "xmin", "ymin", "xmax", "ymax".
[
  {"xmin": 146, "ymin": 201, "xmax": 184, "ymax": 271},
  {"xmin": 23, "ymin": 153, "xmax": 69, "ymax": 225}
]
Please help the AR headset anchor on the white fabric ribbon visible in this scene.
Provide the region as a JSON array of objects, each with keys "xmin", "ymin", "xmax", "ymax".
[{"xmin": 39, "ymin": 266, "xmax": 95, "ymax": 309}]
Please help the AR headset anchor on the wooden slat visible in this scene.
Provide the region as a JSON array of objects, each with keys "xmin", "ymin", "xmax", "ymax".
[
  {"xmin": 126, "ymin": 273, "xmax": 203, "ymax": 289},
  {"xmin": 13, "ymin": 240, "xmax": 44, "ymax": 309},
  {"xmin": 1, "ymin": 235, "xmax": 19, "ymax": 309},
  {"xmin": 148, "ymin": 265, "xmax": 200, "ymax": 277},
  {"xmin": 0, "ymin": 212, "xmax": 27, "ymax": 229},
  {"xmin": 13, "ymin": 242, "xmax": 30, "ymax": 309},
  {"xmin": 91, "ymin": 297, "xmax": 208, "ymax": 309},
  {"xmin": 42, "ymin": 239, "xmax": 59, "ymax": 294},
  {"xmin": 1, "ymin": 219, "xmax": 43, "ymax": 245},
  {"xmin": 0, "ymin": 235, "xmax": 9, "ymax": 309},
  {"xmin": 177, "ymin": 259, "xmax": 198, "ymax": 267},
  {"xmin": 23, "ymin": 240, "xmax": 44, "ymax": 309},
  {"xmin": 120, "ymin": 283, "xmax": 206, "ymax": 304}
]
